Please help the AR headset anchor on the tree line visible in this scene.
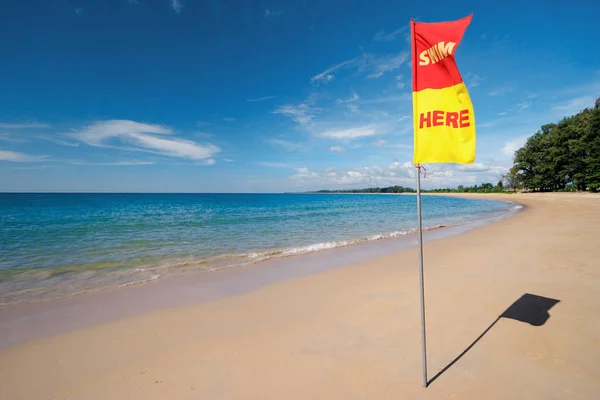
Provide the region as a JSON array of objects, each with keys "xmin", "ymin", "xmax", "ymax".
[
  {"xmin": 312, "ymin": 185, "xmax": 416, "ymax": 194},
  {"xmin": 423, "ymin": 182, "xmax": 508, "ymax": 193},
  {"xmin": 309, "ymin": 183, "xmax": 506, "ymax": 194},
  {"xmin": 503, "ymin": 97, "xmax": 600, "ymax": 192}
]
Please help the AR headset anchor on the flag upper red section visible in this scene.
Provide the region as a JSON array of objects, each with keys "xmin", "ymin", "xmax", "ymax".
[{"xmin": 412, "ymin": 14, "xmax": 472, "ymax": 92}]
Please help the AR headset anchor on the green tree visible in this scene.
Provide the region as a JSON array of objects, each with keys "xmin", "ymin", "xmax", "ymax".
[{"xmin": 511, "ymin": 97, "xmax": 600, "ymax": 192}]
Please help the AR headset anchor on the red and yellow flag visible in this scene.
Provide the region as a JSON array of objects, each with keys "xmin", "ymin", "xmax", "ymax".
[{"xmin": 411, "ymin": 14, "xmax": 475, "ymax": 165}]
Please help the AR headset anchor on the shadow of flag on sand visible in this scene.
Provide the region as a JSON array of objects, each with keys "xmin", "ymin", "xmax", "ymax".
[
  {"xmin": 499, "ymin": 293, "xmax": 560, "ymax": 326},
  {"xmin": 427, "ymin": 293, "xmax": 560, "ymax": 386}
]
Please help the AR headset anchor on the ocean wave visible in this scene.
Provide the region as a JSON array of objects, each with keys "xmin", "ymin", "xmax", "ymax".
[
  {"xmin": 246, "ymin": 228, "xmax": 420, "ymax": 260},
  {"xmin": 222, "ymin": 225, "xmax": 453, "ymax": 264},
  {"xmin": 0, "ymin": 216, "xmax": 503, "ymax": 306}
]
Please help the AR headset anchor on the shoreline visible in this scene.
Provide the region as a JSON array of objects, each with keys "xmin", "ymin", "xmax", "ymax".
[
  {"xmin": 1, "ymin": 193, "xmax": 598, "ymax": 399},
  {"xmin": 0, "ymin": 195, "xmax": 517, "ymax": 308}
]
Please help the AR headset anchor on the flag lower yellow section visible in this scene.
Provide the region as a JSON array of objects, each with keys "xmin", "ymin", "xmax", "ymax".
[{"xmin": 413, "ymin": 82, "xmax": 476, "ymax": 165}]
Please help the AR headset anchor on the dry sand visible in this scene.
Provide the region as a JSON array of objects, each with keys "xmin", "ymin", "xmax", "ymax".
[{"xmin": 0, "ymin": 193, "xmax": 599, "ymax": 399}]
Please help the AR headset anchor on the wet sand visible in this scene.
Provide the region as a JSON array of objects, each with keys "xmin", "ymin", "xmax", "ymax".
[{"xmin": 0, "ymin": 193, "xmax": 599, "ymax": 399}]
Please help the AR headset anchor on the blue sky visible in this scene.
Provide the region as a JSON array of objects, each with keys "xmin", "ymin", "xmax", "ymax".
[{"xmin": 1, "ymin": 0, "xmax": 599, "ymax": 192}]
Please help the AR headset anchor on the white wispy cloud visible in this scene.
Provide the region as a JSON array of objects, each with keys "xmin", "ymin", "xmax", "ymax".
[
  {"xmin": 287, "ymin": 161, "xmax": 510, "ymax": 191},
  {"xmin": 517, "ymin": 103, "xmax": 530, "ymax": 111},
  {"xmin": 465, "ymin": 72, "xmax": 482, "ymax": 88},
  {"xmin": 247, "ymin": 95, "xmax": 275, "ymax": 102},
  {"xmin": 170, "ymin": 0, "xmax": 183, "ymax": 13},
  {"xmin": 330, "ymin": 146, "xmax": 345, "ymax": 153},
  {"xmin": 386, "ymin": 143, "xmax": 412, "ymax": 149},
  {"xmin": 347, "ymin": 104, "xmax": 360, "ymax": 114},
  {"xmin": 0, "ymin": 134, "xmax": 28, "ymax": 143},
  {"xmin": 488, "ymin": 87, "xmax": 514, "ymax": 96},
  {"xmin": 311, "ymin": 59, "xmax": 356, "ymax": 84},
  {"xmin": 273, "ymin": 103, "xmax": 315, "ymax": 125},
  {"xmin": 265, "ymin": 139, "xmax": 308, "ymax": 152},
  {"xmin": 11, "ymin": 165, "xmax": 51, "ymax": 170},
  {"xmin": 497, "ymin": 112, "xmax": 508, "ymax": 116},
  {"xmin": 501, "ymin": 135, "xmax": 529, "ymax": 158},
  {"xmin": 0, "ymin": 128, "xmax": 79, "ymax": 146},
  {"xmin": 223, "ymin": 117, "xmax": 236, "ymax": 122},
  {"xmin": 265, "ymin": 9, "xmax": 283, "ymax": 17},
  {"xmin": 552, "ymin": 96, "xmax": 595, "ymax": 115},
  {"xmin": 320, "ymin": 125, "xmax": 379, "ymax": 140},
  {"xmin": 33, "ymin": 135, "xmax": 80, "ymax": 147},
  {"xmin": 419, "ymin": 162, "xmax": 508, "ymax": 181},
  {"xmin": 361, "ymin": 51, "xmax": 409, "ymax": 79},
  {"xmin": 69, "ymin": 160, "xmax": 154, "ymax": 166},
  {"xmin": 361, "ymin": 93, "xmax": 411, "ymax": 104},
  {"xmin": 336, "ymin": 93, "xmax": 359, "ymax": 104},
  {"xmin": 257, "ymin": 162, "xmax": 297, "ymax": 169},
  {"xmin": 72, "ymin": 120, "xmax": 220, "ymax": 160},
  {"xmin": 114, "ymin": 160, "xmax": 155, "ymax": 166},
  {"xmin": 75, "ymin": 120, "xmax": 171, "ymax": 143},
  {"xmin": 223, "ymin": 158, "xmax": 234, "ymax": 162},
  {"xmin": 396, "ymin": 75, "xmax": 405, "ymax": 89},
  {"xmin": 311, "ymin": 50, "xmax": 407, "ymax": 84},
  {"xmin": 290, "ymin": 163, "xmax": 414, "ymax": 188},
  {"xmin": 372, "ymin": 139, "xmax": 387, "ymax": 147},
  {"xmin": 373, "ymin": 24, "xmax": 409, "ymax": 41},
  {"xmin": 335, "ymin": 93, "xmax": 361, "ymax": 114},
  {"xmin": 455, "ymin": 163, "xmax": 493, "ymax": 172},
  {"xmin": 0, "ymin": 123, "xmax": 49, "ymax": 129},
  {"xmin": 0, "ymin": 150, "xmax": 47, "ymax": 162}
]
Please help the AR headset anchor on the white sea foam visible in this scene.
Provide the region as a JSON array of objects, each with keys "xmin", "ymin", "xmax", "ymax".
[
  {"xmin": 120, "ymin": 274, "xmax": 160, "ymax": 287},
  {"xmin": 244, "ymin": 226, "xmax": 445, "ymax": 262}
]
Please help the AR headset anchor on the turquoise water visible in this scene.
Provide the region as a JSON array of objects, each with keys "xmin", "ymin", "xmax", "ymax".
[{"xmin": 0, "ymin": 193, "xmax": 515, "ymax": 304}]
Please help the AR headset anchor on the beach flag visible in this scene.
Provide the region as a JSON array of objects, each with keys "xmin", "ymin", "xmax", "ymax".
[
  {"xmin": 410, "ymin": 14, "xmax": 476, "ymax": 388},
  {"xmin": 411, "ymin": 14, "xmax": 475, "ymax": 165}
]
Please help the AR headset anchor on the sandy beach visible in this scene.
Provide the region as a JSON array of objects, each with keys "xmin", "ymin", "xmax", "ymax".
[{"xmin": 0, "ymin": 193, "xmax": 599, "ymax": 399}]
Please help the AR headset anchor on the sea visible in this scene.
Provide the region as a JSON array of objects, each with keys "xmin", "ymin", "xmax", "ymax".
[{"xmin": 0, "ymin": 193, "xmax": 519, "ymax": 305}]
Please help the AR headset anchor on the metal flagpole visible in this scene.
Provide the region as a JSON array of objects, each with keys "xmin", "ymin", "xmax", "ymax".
[
  {"xmin": 415, "ymin": 165, "xmax": 427, "ymax": 387},
  {"xmin": 411, "ymin": 17, "xmax": 427, "ymax": 388}
]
